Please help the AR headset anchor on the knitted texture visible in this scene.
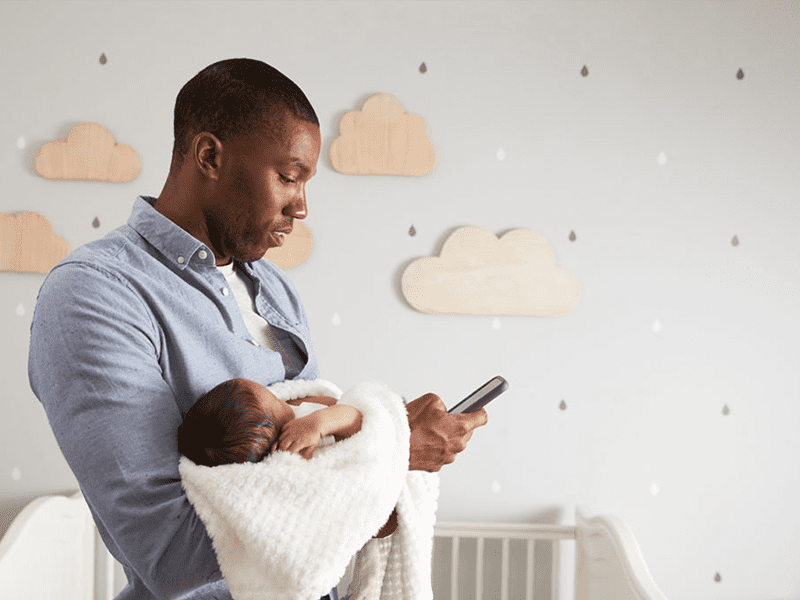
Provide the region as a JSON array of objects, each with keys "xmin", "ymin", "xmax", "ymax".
[
  {"xmin": 345, "ymin": 470, "xmax": 439, "ymax": 600},
  {"xmin": 179, "ymin": 379, "xmax": 438, "ymax": 600}
]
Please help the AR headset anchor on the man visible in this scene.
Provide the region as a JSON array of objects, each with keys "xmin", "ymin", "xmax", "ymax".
[{"xmin": 28, "ymin": 58, "xmax": 487, "ymax": 600}]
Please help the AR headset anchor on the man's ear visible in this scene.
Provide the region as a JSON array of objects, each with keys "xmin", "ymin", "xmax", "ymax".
[{"xmin": 192, "ymin": 132, "xmax": 222, "ymax": 179}]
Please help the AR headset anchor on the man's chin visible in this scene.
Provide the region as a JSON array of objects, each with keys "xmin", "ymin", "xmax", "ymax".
[
  {"xmin": 243, "ymin": 252, "xmax": 268, "ymax": 263},
  {"xmin": 229, "ymin": 246, "xmax": 268, "ymax": 263}
]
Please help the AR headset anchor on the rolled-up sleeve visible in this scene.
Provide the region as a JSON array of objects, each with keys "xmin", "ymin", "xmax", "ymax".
[{"xmin": 29, "ymin": 262, "xmax": 231, "ymax": 599}]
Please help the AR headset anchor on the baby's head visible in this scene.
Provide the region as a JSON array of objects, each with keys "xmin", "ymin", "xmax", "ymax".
[{"xmin": 178, "ymin": 378, "xmax": 294, "ymax": 467}]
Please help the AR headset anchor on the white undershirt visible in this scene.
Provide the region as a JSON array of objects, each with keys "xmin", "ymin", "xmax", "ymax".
[
  {"xmin": 216, "ymin": 261, "xmax": 279, "ymax": 353},
  {"xmin": 217, "ymin": 262, "xmax": 333, "ymax": 447}
]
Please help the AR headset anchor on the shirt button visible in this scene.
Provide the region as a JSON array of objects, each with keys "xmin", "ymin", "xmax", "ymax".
[
  {"xmin": 198, "ymin": 250, "xmax": 208, "ymax": 260},
  {"xmin": 222, "ymin": 287, "xmax": 230, "ymax": 296},
  {"xmin": 177, "ymin": 256, "xmax": 185, "ymax": 264}
]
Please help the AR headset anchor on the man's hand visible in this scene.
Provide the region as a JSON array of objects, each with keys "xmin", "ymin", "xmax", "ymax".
[{"xmin": 406, "ymin": 393, "xmax": 488, "ymax": 472}]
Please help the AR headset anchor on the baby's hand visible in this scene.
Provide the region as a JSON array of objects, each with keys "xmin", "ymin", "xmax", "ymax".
[{"xmin": 271, "ymin": 414, "xmax": 322, "ymax": 460}]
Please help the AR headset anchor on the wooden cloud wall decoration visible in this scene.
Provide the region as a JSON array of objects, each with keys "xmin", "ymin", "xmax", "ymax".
[
  {"xmin": 263, "ymin": 220, "xmax": 313, "ymax": 269},
  {"xmin": 36, "ymin": 122, "xmax": 141, "ymax": 182},
  {"xmin": 329, "ymin": 94, "xmax": 436, "ymax": 176},
  {"xmin": 401, "ymin": 226, "xmax": 581, "ymax": 316},
  {"xmin": 0, "ymin": 212, "xmax": 69, "ymax": 274}
]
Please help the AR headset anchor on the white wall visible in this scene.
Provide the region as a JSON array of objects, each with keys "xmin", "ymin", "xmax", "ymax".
[{"xmin": 1, "ymin": 1, "xmax": 798, "ymax": 599}]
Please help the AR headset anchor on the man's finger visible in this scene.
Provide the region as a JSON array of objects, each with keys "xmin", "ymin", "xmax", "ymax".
[
  {"xmin": 458, "ymin": 407, "xmax": 488, "ymax": 428},
  {"xmin": 412, "ymin": 392, "xmax": 445, "ymax": 409}
]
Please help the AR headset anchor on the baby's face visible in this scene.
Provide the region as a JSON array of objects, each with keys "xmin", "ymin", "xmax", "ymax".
[{"xmin": 236, "ymin": 379, "xmax": 294, "ymax": 430}]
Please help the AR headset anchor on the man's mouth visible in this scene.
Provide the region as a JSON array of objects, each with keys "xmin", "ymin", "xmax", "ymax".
[{"xmin": 271, "ymin": 229, "xmax": 291, "ymax": 246}]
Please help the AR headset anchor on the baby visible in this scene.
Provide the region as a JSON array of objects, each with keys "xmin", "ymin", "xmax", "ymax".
[{"xmin": 178, "ymin": 378, "xmax": 363, "ymax": 466}]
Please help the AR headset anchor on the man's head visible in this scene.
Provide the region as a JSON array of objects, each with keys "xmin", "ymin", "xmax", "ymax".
[
  {"xmin": 178, "ymin": 378, "xmax": 295, "ymax": 467},
  {"xmin": 171, "ymin": 58, "xmax": 318, "ymax": 168},
  {"xmin": 160, "ymin": 58, "xmax": 321, "ymax": 264}
]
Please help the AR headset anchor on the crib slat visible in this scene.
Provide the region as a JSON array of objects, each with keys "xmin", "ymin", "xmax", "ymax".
[
  {"xmin": 451, "ymin": 536, "xmax": 460, "ymax": 600},
  {"xmin": 551, "ymin": 540, "xmax": 560, "ymax": 600},
  {"xmin": 501, "ymin": 538, "xmax": 510, "ymax": 600},
  {"xmin": 105, "ymin": 550, "xmax": 115, "ymax": 600},
  {"xmin": 526, "ymin": 539, "xmax": 535, "ymax": 600},
  {"xmin": 434, "ymin": 521, "xmax": 576, "ymax": 600},
  {"xmin": 476, "ymin": 537, "xmax": 484, "ymax": 600}
]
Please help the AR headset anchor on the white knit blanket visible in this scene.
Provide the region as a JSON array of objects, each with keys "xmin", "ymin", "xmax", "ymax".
[{"xmin": 179, "ymin": 379, "xmax": 439, "ymax": 600}]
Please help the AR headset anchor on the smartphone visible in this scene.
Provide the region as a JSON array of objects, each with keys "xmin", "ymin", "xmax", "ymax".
[{"xmin": 447, "ymin": 376, "xmax": 509, "ymax": 414}]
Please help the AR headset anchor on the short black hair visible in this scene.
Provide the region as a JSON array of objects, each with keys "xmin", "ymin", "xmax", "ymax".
[
  {"xmin": 171, "ymin": 58, "xmax": 319, "ymax": 165},
  {"xmin": 178, "ymin": 379, "xmax": 278, "ymax": 467}
]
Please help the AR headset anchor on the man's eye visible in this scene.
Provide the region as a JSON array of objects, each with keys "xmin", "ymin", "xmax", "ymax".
[{"xmin": 280, "ymin": 174, "xmax": 296, "ymax": 184}]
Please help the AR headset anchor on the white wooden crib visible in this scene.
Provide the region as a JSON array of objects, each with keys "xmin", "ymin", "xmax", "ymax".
[{"xmin": 0, "ymin": 492, "xmax": 668, "ymax": 600}]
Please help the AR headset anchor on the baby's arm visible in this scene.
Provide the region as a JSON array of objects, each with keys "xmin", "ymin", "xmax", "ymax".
[{"xmin": 272, "ymin": 405, "xmax": 363, "ymax": 459}]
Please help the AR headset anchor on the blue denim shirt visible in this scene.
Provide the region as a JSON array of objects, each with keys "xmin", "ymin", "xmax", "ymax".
[{"xmin": 28, "ymin": 196, "xmax": 321, "ymax": 599}]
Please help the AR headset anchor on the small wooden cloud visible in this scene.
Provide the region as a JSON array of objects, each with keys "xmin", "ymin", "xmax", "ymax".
[
  {"xmin": 401, "ymin": 226, "xmax": 580, "ymax": 316},
  {"xmin": 36, "ymin": 122, "xmax": 140, "ymax": 182},
  {"xmin": 263, "ymin": 221, "xmax": 313, "ymax": 269},
  {"xmin": 330, "ymin": 94, "xmax": 436, "ymax": 176},
  {"xmin": 0, "ymin": 212, "xmax": 69, "ymax": 274}
]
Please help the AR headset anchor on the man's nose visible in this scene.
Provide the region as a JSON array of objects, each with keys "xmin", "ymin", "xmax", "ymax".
[{"xmin": 287, "ymin": 187, "xmax": 308, "ymax": 219}]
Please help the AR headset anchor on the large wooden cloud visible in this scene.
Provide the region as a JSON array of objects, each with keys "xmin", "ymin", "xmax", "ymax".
[
  {"xmin": 401, "ymin": 226, "xmax": 580, "ymax": 316},
  {"xmin": 36, "ymin": 122, "xmax": 140, "ymax": 182},
  {"xmin": 0, "ymin": 212, "xmax": 69, "ymax": 274},
  {"xmin": 329, "ymin": 94, "xmax": 436, "ymax": 176}
]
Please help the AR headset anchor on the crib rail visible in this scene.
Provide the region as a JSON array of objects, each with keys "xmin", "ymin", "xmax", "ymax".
[
  {"xmin": 2, "ymin": 494, "xmax": 668, "ymax": 600},
  {"xmin": 433, "ymin": 521, "xmax": 576, "ymax": 600},
  {"xmin": 575, "ymin": 508, "xmax": 669, "ymax": 600},
  {"xmin": 0, "ymin": 492, "xmax": 98, "ymax": 600}
]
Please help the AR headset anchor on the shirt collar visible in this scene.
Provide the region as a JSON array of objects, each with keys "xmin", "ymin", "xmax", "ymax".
[{"xmin": 128, "ymin": 196, "xmax": 209, "ymax": 270}]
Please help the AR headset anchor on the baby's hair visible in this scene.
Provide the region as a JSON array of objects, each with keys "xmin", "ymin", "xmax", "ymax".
[{"xmin": 178, "ymin": 379, "xmax": 278, "ymax": 467}]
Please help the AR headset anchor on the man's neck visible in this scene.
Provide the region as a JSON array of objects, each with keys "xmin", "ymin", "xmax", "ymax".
[{"xmin": 154, "ymin": 173, "xmax": 215, "ymax": 257}]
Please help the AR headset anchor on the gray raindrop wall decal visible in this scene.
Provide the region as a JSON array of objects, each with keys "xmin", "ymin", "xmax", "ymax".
[
  {"xmin": 722, "ymin": 405, "xmax": 730, "ymax": 415},
  {"xmin": 419, "ymin": 62, "xmax": 427, "ymax": 73},
  {"xmin": 731, "ymin": 235, "xmax": 739, "ymax": 247},
  {"xmin": 715, "ymin": 573, "xmax": 722, "ymax": 583},
  {"xmin": 99, "ymin": 53, "xmax": 107, "ymax": 65},
  {"xmin": 559, "ymin": 400, "xmax": 567, "ymax": 410},
  {"xmin": 569, "ymin": 230, "xmax": 576, "ymax": 241},
  {"xmin": 581, "ymin": 65, "xmax": 589, "ymax": 77},
  {"xmin": 408, "ymin": 225, "xmax": 417, "ymax": 236},
  {"xmin": 737, "ymin": 68, "xmax": 744, "ymax": 80},
  {"xmin": 92, "ymin": 217, "xmax": 100, "ymax": 228}
]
